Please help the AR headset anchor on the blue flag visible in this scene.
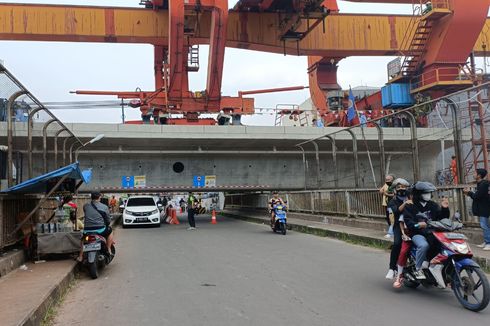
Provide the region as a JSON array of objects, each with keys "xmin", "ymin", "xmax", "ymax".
[{"xmin": 347, "ymin": 88, "xmax": 357, "ymax": 123}]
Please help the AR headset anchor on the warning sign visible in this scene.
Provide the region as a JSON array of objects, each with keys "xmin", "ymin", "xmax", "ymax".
[
  {"xmin": 134, "ymin": 175, "xmax": 146, "ymax": 188},
  {"xmin": 205, "ymin": 175, "xmax": 216, "ymax": 187}
]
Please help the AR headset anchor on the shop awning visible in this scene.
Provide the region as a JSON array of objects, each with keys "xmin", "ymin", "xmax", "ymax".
[{"xmin": 2, "ymin": 162, "xmax": 91, "ymax": 194}]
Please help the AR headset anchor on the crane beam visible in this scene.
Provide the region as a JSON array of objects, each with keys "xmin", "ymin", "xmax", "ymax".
[{"xmin": 1, "ymin": 3, "xmax": 489, "ymax": 56}]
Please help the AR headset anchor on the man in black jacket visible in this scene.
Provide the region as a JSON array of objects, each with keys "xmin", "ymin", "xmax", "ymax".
[
  {"xmin": 464, "ymin": 168, "xmax": 490, "ymax": 251},
  {"xmin": 402, "ymin": 182, "xmax": 450, "ymax": 278}
]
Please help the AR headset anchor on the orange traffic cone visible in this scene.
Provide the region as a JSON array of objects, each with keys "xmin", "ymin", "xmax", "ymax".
[{"xmin": 211, "ymin": 209, "xmax": 217, "ymax": 224}]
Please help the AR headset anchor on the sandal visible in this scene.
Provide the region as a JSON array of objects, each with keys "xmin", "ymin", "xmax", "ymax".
[{"xmin": 393, "ymin": 276, "xmax": 403, "ymax": 289}]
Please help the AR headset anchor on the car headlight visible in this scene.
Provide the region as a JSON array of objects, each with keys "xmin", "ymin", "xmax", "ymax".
[
  {"xmin": 151, "ymin": 209, "xmax": 159, "ymax": 215},
  {"xmin": 125, "ymin": 211, "xmax": 134, "ymax": 216}
]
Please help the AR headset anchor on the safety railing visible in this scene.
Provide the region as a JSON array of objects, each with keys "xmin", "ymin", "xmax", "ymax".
[
  {"xmin": 398, "ymin": 4, "xmax": 422, "ymax": 58},
  {"xmin": 427, "ymin": 0, "xmax": 451, "ymax": 10},
  {"xmin": 225, "ymin": 187, "xmax": 478, "ymax": 224},
  {"xmin": 410, "ymin": 67, "xmax": 473, "ymax": 91},
  {"xmin": 0, "ymin": 63, "xmax": 83, "ymax": 188}
]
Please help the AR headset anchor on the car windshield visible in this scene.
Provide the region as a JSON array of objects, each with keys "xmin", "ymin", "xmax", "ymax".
[{"xmin": 126, "ymin": 198, "xmax": 155, "ymax": 207}]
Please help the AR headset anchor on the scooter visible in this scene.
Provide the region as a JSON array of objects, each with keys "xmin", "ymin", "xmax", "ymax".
[
  {"xmin": 82, "ymin": 231, "xmax": 115, "ymax": 279},
  {"xmin": 271, "ymin": 204, "xmax": 287, "ymax": 235},
  {"xmin": 402, "ymin": 218, "xmax": 489, "ymax": 312}
]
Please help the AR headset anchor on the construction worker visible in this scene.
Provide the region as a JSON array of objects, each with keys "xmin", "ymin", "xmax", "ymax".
[
  {"xmin": 450, "ymin": 155, "xmax": 458, "ymax": 184},
  {"xmin": 422, "ymin": 1, "xmax": 432, "ymax": 15},
  {"xmin": 187, "ymin": 193, "xmax": 197, "ymax": 230},
  {"xmin": 217, "ymin": 110, "xmax": 231, "ymax": 125},
  {"xmin": 159, "ymin": 109, "xmax": 170, "ymax": 125}
]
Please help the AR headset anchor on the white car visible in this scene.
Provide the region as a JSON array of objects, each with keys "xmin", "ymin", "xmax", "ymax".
[{"xmin": 122, "ymin": 196, "xmax": 161, "ymax": 228}]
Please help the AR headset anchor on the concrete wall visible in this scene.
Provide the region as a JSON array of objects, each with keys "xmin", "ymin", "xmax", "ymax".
[
  {"xmin": 0, "ymin": 122, "xmax": 459, "ymax": 191},
  {"xmin": 22, "ymin": 146, "xmax": 441, "ymax": 191}
]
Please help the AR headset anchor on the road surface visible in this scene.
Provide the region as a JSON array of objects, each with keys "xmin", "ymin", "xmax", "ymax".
[{"xmin": 53, "ymin": 215, "xmax": 490, "ymax": 325}]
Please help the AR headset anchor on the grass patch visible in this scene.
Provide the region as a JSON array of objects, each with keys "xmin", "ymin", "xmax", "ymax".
[{"xmin": 41, "ymin": 273, "xmax": 79, "ymax": 326}]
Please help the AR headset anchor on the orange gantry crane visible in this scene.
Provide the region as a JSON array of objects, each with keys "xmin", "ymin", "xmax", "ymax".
[{"xmin": 0, "ymin": 0, "xmax": 489, "ymax": 123}]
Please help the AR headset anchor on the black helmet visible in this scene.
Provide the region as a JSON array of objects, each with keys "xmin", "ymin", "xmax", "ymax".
[
  {"xmin": 91, "ymin": 192, "xmax": 102, "ymax": 200},
  {"xmin": 411, "ymin": 181, "xmax": 436, "ymax": 194}
]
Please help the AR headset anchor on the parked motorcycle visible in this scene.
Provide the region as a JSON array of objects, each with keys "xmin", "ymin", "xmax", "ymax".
[
  {"xmin": 82, "ymin": 231, "xmax": 115, "ymax": 279},
  {"xmin": 271, "ymin": 204, "xmax": 287, "ymax": 235},
  {"xmin": 402, "ymin": 218, "xmax": 489, "ymax": 312}
]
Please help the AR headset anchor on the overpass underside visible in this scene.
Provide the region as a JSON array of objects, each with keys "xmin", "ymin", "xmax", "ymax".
[{"xmin": 0, "ymin": 123, "xmax": 471, "ymax": 191}]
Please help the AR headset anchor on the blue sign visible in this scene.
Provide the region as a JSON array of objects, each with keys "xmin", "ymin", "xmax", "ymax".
[
  {"xmin": 122, "ymin": 176, "xmax": 135, "ymax": 188},
  {"xmin": 193, "ymin": 175, "xmax": 205, "ymax": 188}
]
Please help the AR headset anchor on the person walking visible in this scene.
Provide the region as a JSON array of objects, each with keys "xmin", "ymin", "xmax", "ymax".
[
  {"xmin": 464, "ymin": 168, "xmax": 490, "ymax": 250},
  {"xmin": 380, "ymin": 175, "xmax": 396, "ymax": 238},
  {"xmin": 187, "ymin": 193, "xmax": 197, "ymax": 230}
]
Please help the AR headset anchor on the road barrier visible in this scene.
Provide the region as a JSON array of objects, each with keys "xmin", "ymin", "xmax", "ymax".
[{"xmin": 225, "ymin": 186, "xmax": 477, "ymax": 224}]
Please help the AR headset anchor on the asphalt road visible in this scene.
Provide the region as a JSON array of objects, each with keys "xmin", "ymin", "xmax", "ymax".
[{"xmin": 53, "ymin": 215, "xmax": 490, "ymax": 326}]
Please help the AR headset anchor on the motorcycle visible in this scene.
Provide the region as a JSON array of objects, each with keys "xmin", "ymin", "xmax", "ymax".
[
  {"xmin": 402, "ymin": 218, "xmax": 489, "ymax": 312},
  {"xmin": 82, "ymin": 231, "xmax": 115, "ymax": 279},
  {"xmin": 271, "ymin": 204, "xmax": 287, "ymax": 235}
]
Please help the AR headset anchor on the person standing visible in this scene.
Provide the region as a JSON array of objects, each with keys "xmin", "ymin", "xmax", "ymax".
[
  {"xmin": 464, "ymin": 169, "xmax": 490, "ymax": 250},
  {"xmin": 63, "ymin": 195, "xmax": 83, "ymax": 231},
  {"xmin": 217, "ymin": 110, "xmax": 231, "ymax": 125},
  {"xmin": 187, "ymin": 193, "xmax": 197, "ymax": 230},
  {"xmin": 312, "ymin": 118, "xmax": 324, "ymax": 127},
  {"xmin": 450, "ymin": 155, "xmax": 458, "ymax": 184},
  {"xmin": 379, "ymin": 175, "xmax": 396, "ymax": 238},
  {"xmin": 109, "ymin": 195, "xmax": 117, "ymax": 214},
  {"xmin": 385, "ymin": 178, "xmax": 411, "ymax": 280},
  {"xmin": 159, "ymin": 109, "xmax": 170, "ymax": 125},
  {"xmin": 179, "ymin": 198, "xmax": 186, "ymax": 213}
]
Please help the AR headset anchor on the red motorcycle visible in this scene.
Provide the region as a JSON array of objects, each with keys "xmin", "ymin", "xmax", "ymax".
[{"xmin": 403, "ymin": 219, "xmax": 489, "ymax": 312}]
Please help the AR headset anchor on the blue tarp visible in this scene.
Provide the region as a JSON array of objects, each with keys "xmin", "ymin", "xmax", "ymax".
[{"xmin": 2, "ymin": 162, "xmax": 91, "ymax": 194}]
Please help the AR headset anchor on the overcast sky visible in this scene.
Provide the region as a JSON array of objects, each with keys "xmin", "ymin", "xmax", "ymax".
[{"xmin": 0, "ymin": 1, "xmax": 486, "ymax": 124}]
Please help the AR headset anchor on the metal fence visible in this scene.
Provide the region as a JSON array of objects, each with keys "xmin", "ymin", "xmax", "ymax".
[
  {"xmin": 0, "ymin": 63, "xmax": 84, "ymax": 251},
  {"xmin": 0, "ymin": 63, "xmax": 83, "ymax": 188},
  {"xmin": 225, "ymin": 186, "xmax": 478, "ymax": 224}
]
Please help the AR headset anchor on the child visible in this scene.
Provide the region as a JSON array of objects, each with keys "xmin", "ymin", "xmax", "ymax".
[{"xmin": 393, "ymin": 190, "xmax": 414, "ymax": 288}]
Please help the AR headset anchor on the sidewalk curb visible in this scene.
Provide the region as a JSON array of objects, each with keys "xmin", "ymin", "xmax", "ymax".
[
  {"xmin": 221, "ymin": 212, "xmax": 490, "ymax": 273},
  {"xmin": 19, "ymin": 262, "xmax": 77, "ymax": 326},
  {"xmin": 21, "ymin": 217, "xmax": 121, "ymax": 325}
]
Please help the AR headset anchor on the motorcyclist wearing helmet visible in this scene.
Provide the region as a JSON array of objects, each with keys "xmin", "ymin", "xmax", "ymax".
[
  {"xmin": 269, "ymin": 192, "xmax": 285, "ymax": 228},
  {"xmin": 402, "ymin": 182, "xmax": 449, "ymax": 278},
  {"xmin": 385, "ymin": 178, "xmax": 411, "ymax": 280}
]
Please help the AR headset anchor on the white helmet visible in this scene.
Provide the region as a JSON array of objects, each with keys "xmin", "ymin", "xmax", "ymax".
[{"xmin": 393, "ymin": 178, "xmax": 410, "ymax": 187}]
